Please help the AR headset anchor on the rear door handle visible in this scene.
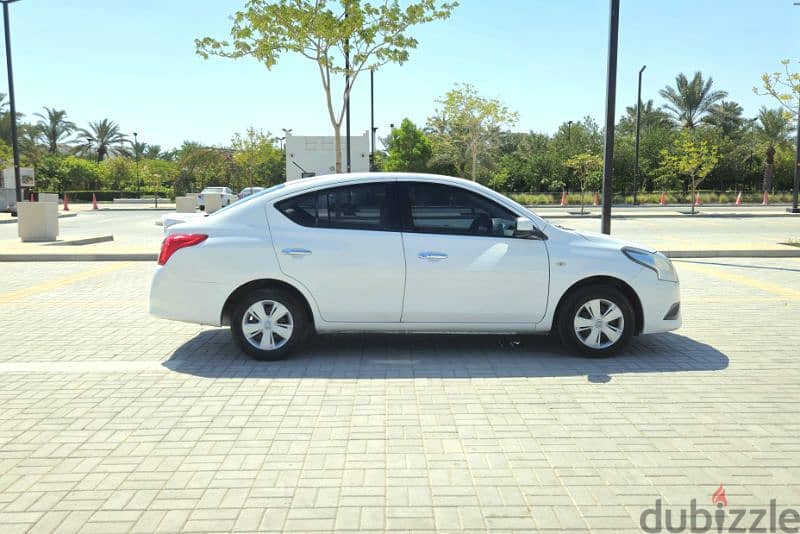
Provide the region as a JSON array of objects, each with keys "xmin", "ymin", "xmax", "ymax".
[
  {"xmin": 418, "ymin": 251, "xmax": 448, "ymax": 260},
  {"xmin": 282, "ymin": 248, "xmax": 312, "ymax": 256}
]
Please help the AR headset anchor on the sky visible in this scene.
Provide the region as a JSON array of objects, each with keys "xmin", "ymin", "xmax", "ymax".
[{"xmin": 4, "ymin": 0, "xmax": 799, "ymax": 151}]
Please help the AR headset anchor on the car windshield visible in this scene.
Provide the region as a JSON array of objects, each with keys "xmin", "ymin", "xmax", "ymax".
[{"xmin": 208, "ymin": 183, "xmax": 286, "ymax": 216}]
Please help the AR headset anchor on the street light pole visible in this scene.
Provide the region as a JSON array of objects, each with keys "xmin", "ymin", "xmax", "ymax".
[
  {"xmin": 600, "ymin": 0, "xmax": 620, "ymax": 235},
  {"xmin": 567, "ymin": 120, "xmax": 573, "ymax": 142},
  {"xmin": 344, "ymin": 6, "xmax": 351, "ymax": 173},
  {"xmin": 370, "ymin": 68, "xmax": 375, "ymax": 171},
  {"xmin": 133, "ymin": 132, "xmax": 140, "ymax": 195},
  {"xmin": 633, "ymin": 65, "xmax": 646, "ymax": 206},
  {"xmin": 2, "ymin": 0, "xmax": 21, "ymax": 212},
  {"xmin": 791, "ymin": 99, "xmax": 800, "ymax": 213}
]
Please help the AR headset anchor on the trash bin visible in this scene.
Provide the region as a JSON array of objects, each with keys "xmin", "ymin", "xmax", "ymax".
[{"xmin": 17, "ymin": 201, "xmax": 58, "ymax": 242}]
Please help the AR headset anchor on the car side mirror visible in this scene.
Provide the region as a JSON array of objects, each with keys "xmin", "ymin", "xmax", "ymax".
[{"xmin": 514, "ymin": 217, "xmax": 539, "ymax": 239}]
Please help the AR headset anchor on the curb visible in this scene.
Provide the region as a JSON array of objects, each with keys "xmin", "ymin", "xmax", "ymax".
[
  {"xmin": 538, "ymin": 212, "xmax": 799, "ymax": 220},
  {"xmin": 0, "ymin": 253, "xmax": 157, "ymax": 262},
  {"xmin": 0, "ymin": 212, "xmax": 79, "ymax": 225},
  {"xmin": 1, "ymin": 249, "xmax": 799, "ymax": 262},
  {"xmin": 664, "ymin": 249, "xmax": 800, "ymax": 259},
  {"xmin": 45, "ymin": 235, "xmax": 114, "ymax": 246}
]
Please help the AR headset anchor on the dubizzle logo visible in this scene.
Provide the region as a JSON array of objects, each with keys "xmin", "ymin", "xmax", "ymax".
[{"xmin": 640, "ymin": 485, "xmax": 800, "ymax": 533}]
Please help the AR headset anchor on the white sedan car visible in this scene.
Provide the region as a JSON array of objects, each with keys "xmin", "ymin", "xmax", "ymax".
[
  {"xmin": 197, "ymin": 186, "xmax": 236, "ymax": 210},
  {"xmin": 151, "ymin": 173, "xmax": 680, "ymax": 360}
]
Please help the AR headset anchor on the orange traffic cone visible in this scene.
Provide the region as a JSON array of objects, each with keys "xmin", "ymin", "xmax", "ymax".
[
  {"xmin": 695, "ymin": 193, "xmax": 702, "ymax": 205},
  {"xmin": 762, "ymin": 191, "xmax": 769, "ymax": 205},
  {"xmin": 592, "ymin": 191, "xmax": 599, "ymax": 206},
  {"xmin": 92, "ymin": 193, "xmax": 98, "ymax": 210},
  {"xmin": 560, "ymin": 191, "xmax": 567, "ymax": 207},
  {"xmin": 659, "ymin": 192, "xmax": 665, "ymax": 206},
  {"xmin": 63, "ymin": 193, "xmax": 69, "ymax": 211},
  {"xmin": 735, "ymin": 191, "xmax": 742, "ymax": 206}
]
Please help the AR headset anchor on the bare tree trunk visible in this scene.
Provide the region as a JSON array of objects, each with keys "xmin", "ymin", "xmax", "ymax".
[
  {"xmin": 763, "ymin": 164, "xmax": 774, "ymax": 193},
  {"xmin": 334, "ymin": 123, "xmax": 342, "ymax": 173},
  {"xmin": 471, "ymin": 148, "xmax": 478, "ymax": 181}
]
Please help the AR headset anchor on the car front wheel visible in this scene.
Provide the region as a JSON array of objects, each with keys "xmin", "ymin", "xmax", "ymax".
[
  {"xmin": 557, "ymin": 285, "xmax": 634, "ymax": 357},
  {"xmin": 230, "ymin": 289, "xmax": 308, "ymax": 360}
]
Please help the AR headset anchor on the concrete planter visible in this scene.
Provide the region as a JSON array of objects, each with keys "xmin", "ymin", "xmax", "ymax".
[
  {"xmin": 175, "ymin": 197, "xmax": 195, "ymax": 213},
  {"xmin": 17, "ymin": 201, "xmax": 58, "ymax": 242},
  {"xmin": 204, "ymin": 193, "xmax": 222, "ymax": 213},
  {"xmin": 38, "ymin": 193, "xmax": 58, "ymax": 204}
]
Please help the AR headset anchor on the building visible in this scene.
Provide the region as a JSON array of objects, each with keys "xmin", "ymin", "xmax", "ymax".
[{"xmin": 285, "ymin": 132, "xmax": 369, "ymax": 181}]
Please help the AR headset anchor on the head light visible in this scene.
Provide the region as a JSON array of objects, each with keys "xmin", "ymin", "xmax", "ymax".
[{"xmin": 623, "ymin": 248, "xmax": 678, "ymax": 282}]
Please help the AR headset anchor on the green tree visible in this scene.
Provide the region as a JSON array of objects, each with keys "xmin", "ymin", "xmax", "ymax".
[
  {"xmin": 77, "ymin": 119, "xmax": 128, "ymax": 161},
  {"xmin": 427, "ymin": 83, "xmax": 518, "ymax": 181},
  {"xmin": 231, "ymin": 127, "xmax": 284, "ymax": 188},
  {"xmin": 659, "ymin": 72, "xmax": 727, "ymax": 129},
  {"xmin": 756, "ymin": 107, "xmax": 791, "ymax": 192},
  {"xmin": 660, "ymin": 130, "xmax": 719, "ymax": 214},
  {"xmin": 101, "ymin": 157, "xmax": 135, "ymax": 191},
  {"xmin": 754, "ymin": 59, "xmax": 800, "ymax": 117},
  {"xmin": 384, "ymin": 118, "xmax": 432, "ymax": 172},
  {"xmin": 176, "ymin": 142, "xmax": 231, "ymax": 193},
  {"xmin": 34, "ymin": 107, "xmax": 76, "ymax": 154},
  {"xmin": 564, "ymin": 153, "xmax": 602, "ymax": 214},
  {"xmin": 197, "ymin": 0, "xmax": 456, "ymax": 173},
  {"xmin": 59, "ymin": 156, "xmax": 106, "ymax": 192}
]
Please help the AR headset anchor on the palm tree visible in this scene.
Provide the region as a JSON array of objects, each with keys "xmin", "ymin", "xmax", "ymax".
[
  {"xmin": 701, "ymin": 101, "xmax": 750, "ymax": 138},
  {"xmin": 757, "ymin": 107, "xmax": 791, "ymax": 192},
  {"xmin": 659, "ymin": 72, "xmax": 727, "ymax": 129},
  {"xmin": 34, "ymin": 107, "xmax": 76, "ymax": 153},
  {"xmin": 617, "ymin": 99, "xmax": 673, "ymax": 135},
  {"xmin": 77, "ymin": 119, "xmax": 127, "ymax": 161}
]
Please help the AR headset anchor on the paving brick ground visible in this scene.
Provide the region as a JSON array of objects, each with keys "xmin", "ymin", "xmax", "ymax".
[{"xmin": 0, "ymin": 258, "xmax": 799, "ymax": 532}]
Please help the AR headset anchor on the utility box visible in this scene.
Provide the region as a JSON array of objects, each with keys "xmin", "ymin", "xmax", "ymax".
[
  {"xmin": 285, "ymin": 132, "xmax": 370, "ymax": 181},
  {"xmin": 175, "ymin": 197, "xmax": 195, "ymax": 213},
  {"xmin": 17, "ymin": 201, "xmax": 58, "ymax": 242},
  {"xmin": 204, "ymin": 193, "xmax": 222, "ymax": 213}
]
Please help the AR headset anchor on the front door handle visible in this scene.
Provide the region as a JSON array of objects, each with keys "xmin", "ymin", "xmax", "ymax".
[
  {"xmin": 282, "ymin": 248, "xmax": 312, "ymax": 256},
  {"xmin": 418, "ymin": 251, "xmax": 448, "ymax": 261}
]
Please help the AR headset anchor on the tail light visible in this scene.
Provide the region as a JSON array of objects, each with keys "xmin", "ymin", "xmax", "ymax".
[{"xmin": 158, "ymin": 233, "xmax": 208, "ymax": 265}]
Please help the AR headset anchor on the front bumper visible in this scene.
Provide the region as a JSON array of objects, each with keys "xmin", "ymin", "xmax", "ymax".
[{"xmin": 635, "ymin": 274, "xmax": 682, "ymax": 334}]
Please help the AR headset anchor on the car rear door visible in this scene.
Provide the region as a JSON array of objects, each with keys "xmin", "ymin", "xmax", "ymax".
[
  {"xmin": 399, "ymin": 181, "xmax": 549, "ymax": 324},
  {"xmin": 267, "ymin": 181, "xmax": 406, "ymax": 323}
]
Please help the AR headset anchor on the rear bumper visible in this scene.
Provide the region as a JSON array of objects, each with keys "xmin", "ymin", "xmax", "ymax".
[{"xmin": 149, "ymin": 266, "xmax": 228, "ymax": 326}]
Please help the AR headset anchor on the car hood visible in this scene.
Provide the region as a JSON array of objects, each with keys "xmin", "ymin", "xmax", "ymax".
[{"xmin": 571, "ymin": 229, "xmax": 657, "ymax": 253}]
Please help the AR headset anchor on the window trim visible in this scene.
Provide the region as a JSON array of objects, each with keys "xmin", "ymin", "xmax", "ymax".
[
  {"xmin": 274, "ymin": 181, "xmax": 401, "ymax": 232},
  {"xmin": 398, "ymin": 181, "xmax": 540, "ymax": 239}
]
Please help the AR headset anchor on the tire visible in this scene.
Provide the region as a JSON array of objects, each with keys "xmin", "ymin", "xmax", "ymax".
[
  {"xmin": 199, "ymin": 205, "xmax": 205, "ymax": 211},
  {"xmin": 556, "ymin": 285, "xmax": 634, "ymax": 357},
  {"xmin": 230, "ymin": 288, "xmax": 309, "ymax": 361}
]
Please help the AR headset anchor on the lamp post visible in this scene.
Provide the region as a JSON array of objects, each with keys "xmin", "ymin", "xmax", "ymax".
[
  {"xmin": 600, "ymin": 0, "xmax": 620, "ymax": 235},
  {"xmin": 567, "ymin": 120, "xmax": 573, "ymax": 142},
  {"xmin": 281, "ymin": 129, "xmax": 292, "ymax": 181},
  {"xmin": 791, "ymin": 100, "xmax": 800, "ymax": 213},
  {"xmin": 1, "ymin": 0, "xmax": 21, "ymax": 213},
  {"xmin": 633, "ymin": 65, "xmax": 646, "ymax": 206},
  {"xmin": 370, "ymin": 68, "xmax": 376, "ymax": 171},
  {"xmin": 133, "ymin": 132, "xmax": 140, "ymax": 196}
]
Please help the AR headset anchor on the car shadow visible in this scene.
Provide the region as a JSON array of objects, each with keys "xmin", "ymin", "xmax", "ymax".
[{"xmin": 162, "ymin": 330, "xmax": 729, "ymax": 383}]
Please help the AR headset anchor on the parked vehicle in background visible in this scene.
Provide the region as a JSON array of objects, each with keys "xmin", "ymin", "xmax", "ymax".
[
  {"xmin": 238, "ymin": 187, "xmax": 266, "ymax": 199},
  {"xmin": 197, "ymin": 187, "xmax": 236, "ymax": 210},
  {"xmin": 151, "ymin": 173, "xmax": 681, "ymax": 361}
]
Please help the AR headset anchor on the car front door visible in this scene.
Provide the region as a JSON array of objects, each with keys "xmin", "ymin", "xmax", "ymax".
[
  {"xmin": 267, "ymin": 181, "xmax": 405, "ymax": 323},
  {"xmin": 399, "ymin": 181, "xmax": 549, "ymax": 324}
]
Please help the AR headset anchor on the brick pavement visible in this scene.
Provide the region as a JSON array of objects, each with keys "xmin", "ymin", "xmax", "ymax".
[{"xmin": 0, "ymin": 259, "xmax": 798, "ymax": 532}]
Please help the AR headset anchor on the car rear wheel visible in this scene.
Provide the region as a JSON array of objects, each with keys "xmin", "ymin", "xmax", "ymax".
[
  {"xmin": 230, "ymin": 288, "xmax": 308, "ymax": 361},
  {"xmin": 557, "ymin": 285, "xmax": 634, "ymax": 357}
]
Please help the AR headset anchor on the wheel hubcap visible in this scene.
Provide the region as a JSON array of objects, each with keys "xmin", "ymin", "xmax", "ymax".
[
  {"xmin": 241, "ymin": 300, "xmax": 294, "ymax": 351},
  {"xmin": 573, "ymin": 298, "xmax": 624, "ymax": 350}
]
